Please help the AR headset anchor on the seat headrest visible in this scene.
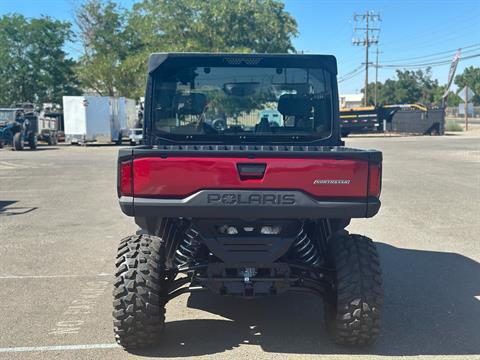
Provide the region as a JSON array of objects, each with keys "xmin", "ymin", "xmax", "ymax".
[
  {"xmin": 277, "ymin": 94, "xmax": 311, "ymax": 116},
  {"xmin": 174, "ymin": 93, "xmax": 207, "ymax": 115}
]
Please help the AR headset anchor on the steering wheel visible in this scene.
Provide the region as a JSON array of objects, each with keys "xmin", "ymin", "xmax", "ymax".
[{"xmin": 211, "ymin": 118, "xmax": 227, "ymax": 132}]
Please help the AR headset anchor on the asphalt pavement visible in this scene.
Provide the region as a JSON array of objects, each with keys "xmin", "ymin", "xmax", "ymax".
[{"xmin": 0, "ymin": 133, "xmax": 479, "ymax": 359}]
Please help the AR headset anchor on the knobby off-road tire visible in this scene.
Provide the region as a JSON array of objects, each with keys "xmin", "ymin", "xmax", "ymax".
[
  {"xmin": 324, "ymin": 233, "xmax": 383, "ymax": 346},
  {"xmin": 113, "ymin": 234, "xmax": 168, "ymax": 349},
  {"xmin": 13, "ymin": 132, "xmax": 23, "ymax": 150},
  {"xmin": 47, "ymin": 135, "xmax": 55, "ymax": 146}
]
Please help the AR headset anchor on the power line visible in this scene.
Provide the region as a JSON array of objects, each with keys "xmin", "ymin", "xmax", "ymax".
[
  {"xmin": 338, "ymin": 64, "xmax": 363, "ymax": 80},
  {"xmin": 338, "ymin": 65, "xmax": 364, "ymax": 82},
  {"xmin": 379, "ymin": 53, "xmax": 480, "ymax": 68},
  {"xmin": 373, "ymin": 43, "xmax": 480, "ymax": 70},
  {"xmin": 338, "ymin": 73, "xmax": 363, "ymax": 84},
  {"xmin": 378, "ymin": 52, "xmax": 480, "ymax": 69},
  {"xmin": 379, "ymin": 50, "xmax": 479, "ymax": 68},
  {"xmin": 338, "ymin": 72, "xmax": 363, "ymax": 83},
  {"xmin": 396, "ymin": 46, "xmax": 480, "ymax": 64},
  {"xmin": 381, "ymin": 43, "xmax": 480, "ymax": 63},
  {"xmin": 380, "ymin": 15, "xmax": 479, "ymax": 52},
  {"xmin": 338, "ymin": 67, "xmax": 364, "ymax": 83}
]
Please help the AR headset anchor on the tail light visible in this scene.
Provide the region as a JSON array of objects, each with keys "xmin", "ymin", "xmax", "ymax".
[
  {"xmin": 119, "ymin": 160, "xmax": 133, "ymax": 196},
  {"xmin": 368, "ymin": 163, "xmax": 382, "ymax": 198}
]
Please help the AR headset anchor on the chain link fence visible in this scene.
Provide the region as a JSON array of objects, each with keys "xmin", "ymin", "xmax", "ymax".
[{"xmin": 445, "ymin": 106, "xmax": 480, "ymax": 119}]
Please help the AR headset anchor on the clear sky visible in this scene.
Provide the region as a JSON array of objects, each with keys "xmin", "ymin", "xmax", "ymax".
[{"xmin": 1, "ymin": 0, "xmax": 479, "ymax": 94}]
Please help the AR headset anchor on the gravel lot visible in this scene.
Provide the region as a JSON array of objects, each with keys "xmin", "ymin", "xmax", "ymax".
[{"xmin": 0, "ymin": 134, "xmax": 479, "ymax": 359}]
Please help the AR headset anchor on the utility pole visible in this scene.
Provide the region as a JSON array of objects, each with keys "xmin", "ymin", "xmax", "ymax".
[
  {"xmin": 353, "ymin": 11, "xmax": 380, "ymax": 106},
  {"xmin": 374, "ymin": 46, "xmax": 379, "ymax": 106},
  {"xmin": 465, "ymin": 86, "xmax": 469, "ymax": 131}
]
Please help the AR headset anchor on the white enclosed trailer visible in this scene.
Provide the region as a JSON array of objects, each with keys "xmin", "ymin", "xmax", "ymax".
[{"xmin": 63, "ymin": 96, "xmax": 122, "ymax": 144}]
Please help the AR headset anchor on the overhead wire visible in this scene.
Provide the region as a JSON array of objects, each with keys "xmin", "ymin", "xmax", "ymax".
[
  {"xmin": 394, "ymin": 46, "xmax": 480, "ymax": 64},
  {"xmin": 338, "ymin": 67, "xmax": 364, "ymax": 83},
  {"xmin": 338, "ymin": 64, "xmax": 363, "ymax": 79},
  {"xmin": 381, "ymin": 43, "xmax": 480, "ymax": 63},
  {"xmin": 378, "ymin": 53, "xmax": 480, "ymax": 69},
  {"xmin": 380, "ymin": 15, "xmax": 479, "ymax": 52}
]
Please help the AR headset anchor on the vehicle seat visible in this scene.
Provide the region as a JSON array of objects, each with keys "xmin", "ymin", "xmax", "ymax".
[
  {"xmin": 174, "ymin": 93, "xmax": 207, "ymax": 115},
  {"xmin": 277, "ymin": 94, "xmax": 311, "ymax": 117},
  {"xmin": 255, "ymin": 116, "xmax": 271, "ymax": 132},
  {"xmin": 277, "ymin": 94, "xmax": 311, "ymax": 128}
]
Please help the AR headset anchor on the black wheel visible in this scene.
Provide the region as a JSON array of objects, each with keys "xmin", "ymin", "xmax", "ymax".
[
  {"xmin": 324, "ymin": 233, "xmax": 383, "ymax": 346},
  {"xmin": 13, "ymin": 132, "xmax": 24, "ymax": 150},
  {"xmin": 116, "ymin": 134, "xmax": 123, "ymax": 145},
  {"xmin": 28, "ymin": 133, "xmax": 37, "ymax": 150},
  {"xmin": 47, "ymin": 134, "xmax": 58, "ymax": 145},
  {"xmin": 113, "ymin": 234, "xmax": 169, "ymax": 349},
  {"xmin": 130, "ymin": 140, "xmax": 136, "ymax": 146}
]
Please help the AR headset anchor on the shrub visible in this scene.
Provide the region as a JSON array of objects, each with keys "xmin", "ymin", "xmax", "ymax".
[{"xmin": 445, "ymin": 120, "xmax": 463, "ymax": 132}]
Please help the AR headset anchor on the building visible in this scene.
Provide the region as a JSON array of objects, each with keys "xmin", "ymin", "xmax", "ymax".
[{"xmin": 340, "ymin": 93, "xmax": 364, "ymax": 109}]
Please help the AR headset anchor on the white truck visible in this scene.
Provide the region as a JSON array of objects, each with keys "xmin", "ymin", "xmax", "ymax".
[
  {"xmin": 119, "ymin": 97, "xmax": 139, "ymax": 141},
  {"xmin": 63, "ymin": 96, "xmax": 123, "ymax": 145},
  {"xmin": 37, "ymin": 103, "xmax": 63, "ymax": 145}
]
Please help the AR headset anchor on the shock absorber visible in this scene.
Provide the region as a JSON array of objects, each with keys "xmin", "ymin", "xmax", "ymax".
[
  {"xmin": 174, "ymin": 227, "xmax": 201, "ymax": 267},
  {"xmin": 292, "ymin": 227, "xmax": 322, "ymax": 267}
]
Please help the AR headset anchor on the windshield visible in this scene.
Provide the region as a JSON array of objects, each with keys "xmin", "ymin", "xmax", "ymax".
[
  {"xmin": 0, "ymin": 110, "xmax": 16, "ymax": 122},
  {"xmin": 151, "ymin": 66, "xmax": 333, "ymax": 142}
]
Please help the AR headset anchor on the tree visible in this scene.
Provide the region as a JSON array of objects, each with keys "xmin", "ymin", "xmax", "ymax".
[
  {"xmin": 433, "ymin": 86, "xmax": 461, "ymax": 107},
  {"xmin": 363, "ymin": 68, "xmax": 444, "ymax": 106},
  {"xmin": 0, "ymin": 15, "xmax": 79, "ymax": 106},
  {"xmin": 130, "ymin": 0, "xmax": 297, "ymax": 53},
  {"xmin": 454, "ymin": 66, "xmax": 480, "ymax": 105},
  {"xmin": 75, "ymin": 0, "xmax": 298, "ymax": 98},
  {"xmin": 75, "ymin": 0, "xmax": 130, "ymax": 96}
]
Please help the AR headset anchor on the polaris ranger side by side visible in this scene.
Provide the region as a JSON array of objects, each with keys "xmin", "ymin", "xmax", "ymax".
[{"xmin": 114, "ymin": 53, "xmax": 383, "ymax": 349}]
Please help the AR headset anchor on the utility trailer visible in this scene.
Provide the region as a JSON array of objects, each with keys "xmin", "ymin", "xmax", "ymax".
[
  {"xmin": 339, "ymin": 106, "xmax": 399, "ymax": 137},
  {"xmin": 63, "ymin": 96, "xmax": 122, "ymax": 145}
]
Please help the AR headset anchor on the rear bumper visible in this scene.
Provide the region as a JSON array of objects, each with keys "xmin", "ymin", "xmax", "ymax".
[{"xmin": 119, "ymin": 190, "xmax": 380, "ymax": 219}]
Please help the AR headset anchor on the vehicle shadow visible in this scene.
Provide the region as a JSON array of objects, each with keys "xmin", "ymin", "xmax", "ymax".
[
  {"xmin": 66, "ymin": 143, "xmax": 127, "ymax": 147},
  {"xmin": 33, "ymin": 146, "xmax": 60, "ymax": 151},
  {"xmin": 134, "ymin": 243, "xmax": 480, "ymax": 357},
  {"xmin": 0, "ymin": 200, "xmax": 37, "ymax": 216}
]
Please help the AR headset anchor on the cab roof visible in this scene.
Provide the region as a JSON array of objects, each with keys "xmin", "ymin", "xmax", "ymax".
[{"xmin": 148, "ymin": 52, "xmax": 337, "ymax": 75}]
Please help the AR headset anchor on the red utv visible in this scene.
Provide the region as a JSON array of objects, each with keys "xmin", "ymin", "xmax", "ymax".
[{"xmin": 114, "ymin": 53, "xmax": 383, "ymax": 349}]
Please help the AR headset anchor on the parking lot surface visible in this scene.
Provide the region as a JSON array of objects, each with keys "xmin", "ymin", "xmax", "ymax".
[{"xmin": 0, "ymin": 134, "xmax": 479, "ymax": 359}]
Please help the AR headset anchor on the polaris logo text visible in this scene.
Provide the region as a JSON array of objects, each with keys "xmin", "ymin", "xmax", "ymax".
[
  {"xmin": 207, "ymin": 193, "xmax": 296, "ymax": 205},
  {"xmin": 313, "ymin": 179, "xmax": 351, "ymax": 185}
]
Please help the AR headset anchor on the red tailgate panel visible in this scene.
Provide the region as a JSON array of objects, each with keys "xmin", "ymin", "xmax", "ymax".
[{"xmin": 133, "ymin": 157, "xmax": 369, "ymax": 198}]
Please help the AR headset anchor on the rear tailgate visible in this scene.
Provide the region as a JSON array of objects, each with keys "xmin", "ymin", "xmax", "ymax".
[
  {"xmin": 132, "ymin": 157, "xmax": 368, "ymax": 198},
  {"xmin": 118, "ymin": 146, "xmax": 381, "ymax": 219}
]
